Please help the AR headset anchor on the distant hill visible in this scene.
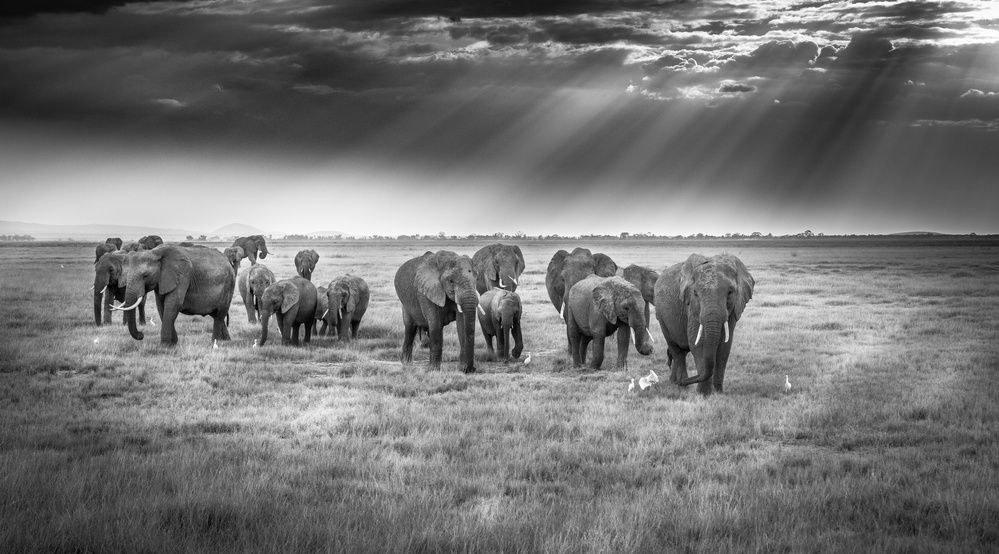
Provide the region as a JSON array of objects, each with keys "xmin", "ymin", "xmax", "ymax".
[
  {"xmin": 889, "ymin": 231, "xmax": 947, "ymax": 236},
  {"xmin": 0, "ymin": 220, "xmax": 204, "ymax": 242},
  {"xmin": 307, "ymin": 229, "xmax": 353, "ymax": 238},
  {"xmin": 212, "ymin": 223, "xmax": 268, "ymax": 237}
]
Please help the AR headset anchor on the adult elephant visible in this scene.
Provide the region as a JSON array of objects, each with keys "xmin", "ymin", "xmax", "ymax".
[
  {"xmin": 138, "ymin": 235, "xmax": 163, "ymax": 250},
  {"xmin": 112, "ymin": 244, "xmax": 235, "ymax": 344},
  {"xmin": 395, "ymin": 250, "xmax": 480, "ymax": 373},
  {"xmin": 477, "ymin": 289, "xmax": 523, "ymax": 363},
  {"xmin": 93, "ymin": 251, "xmax": 145, "ymax": 326},
  {"xmin": 295, "ymin": 249, "xmax": 320, "ymax": 281},
  {"xmin": 231, "ymin": 235, "xmax": 268, "ymax": 265},
  {"xmin": 622, "ymin": 264, "xmax": 659, "ymax": 330},
  {"xmin": 121, "ymin": 241, "xmax": 145, "ymax": 252},
  {"xmin": 654, "ymin": 253, "xmax": 754, "ymax": 395},
  {"xmin": 223, "ymin": 246, "xmax": 244, "ymax": 276},
  {"xmin": 258, "ymin": 277, "xmax": 318, "ymax": 346},
  {"xmin": 237, "ymin": 264, "xmax": 275, "ymax": 324},
  {"xmin": 566, "ymin": 276, "xmax": 653, "ymax": 370},
  {"xmin": 325, "ymin": 274, "xmax": 370, "ymax": 342},
  {"xmin": 546, "ymin": 247, "xmax": 618, "ymax": 320},
  {"xmin": 471, "ymin": 243, "xmax": 525, "ymax": 293},
  {"xmin": 94, "ymin": 237, "xmax": 121, "ymax": 263}
]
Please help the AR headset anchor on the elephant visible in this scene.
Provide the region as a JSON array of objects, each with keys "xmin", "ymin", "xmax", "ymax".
[
  {"xmin": 138, "ymin": 235, "xmax": 163, "ymax": 250},
  {"xmin": 223, "ymin": 246, "xmax": 245, "ymax": 275},
  {"xmin": 622, "ymin": 264, "xmax": 659, "ymax": 330},
  {"xmin": 565, "ymin": 275, "xmax": 653, "ymax": 370},
  {"xmin": 257, "ymin": 276, "xmax": 318, "ymax": 346},
  {"xmin": 237, "ymin": 264, "xmax": 275, "ymax": 324},
  {"xmin": 395, "ymin": 250, "xmax": 479, "ymax": 373},
  {"xmin": 477, "ymin": 288, "xmax": 524, "ymax": 362},
  {"xmin": 231, "ymin": 235, "xmax": 268, "ymax": 265},
  {"xmin": 94, "ymin": 237, "xmax": 121, "ymax": 263},
  {"xmin": 121, "ymin": 241, "xmax": 145, "ymax": 252},
  {"xmin": 654, "ymin": 253, "xmax": 754, "ymax": 395},
  {"xmin": 93, "ymin": 251, "xmax": 146, "ymax": 326},
  {"xmin": 546, "ymin": 247, "xmax": 618, "ymax": 320},
  {"xmin": 295, "ymin": 249, "xmax": 320, "ymax": 281},
  {"xmin": 112, "ymin": 244, "xmax": 235, "ymax": 344},
  {"xmin": 325, "ymin": 274, "xmax": 370, "ymax": 342},
  {"xmin": 471, "ymin": 243, "xmax": 525, "ymax": 293}
]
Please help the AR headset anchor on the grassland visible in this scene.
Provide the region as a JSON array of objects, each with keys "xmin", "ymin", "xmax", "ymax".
[{"xmin": 1, "ymin": 237, "xmax": 997, "ymax": 552}]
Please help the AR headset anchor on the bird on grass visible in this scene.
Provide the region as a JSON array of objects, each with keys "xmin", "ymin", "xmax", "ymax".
[
  {"xmin": 252, "ymin": 339, "xmax": 258, "ymax": 348},
  {"xmin": 524, "ymin": 352, "xmax": 531, "ymax": 365},
  {"xmin": 628, "ymin": 378, "xmax": 635, "ymax": 393},
  {"xmin": 93, "ymin": 338, "xmax": 99, "ymax": 345},
  {"xmin": 213, "ymin": 339, "xmax": 219, "ymax": 350},
  {"xmin": 638, "ymin": 369, "xmax": 659, "ymax": 391},
  {"xmin": 149, "ymin": 318, "xmax": 156, "ymax": 327},
  {"xmin": 785, "ymin": 375, "xmax": 792, "ymax": 393}
]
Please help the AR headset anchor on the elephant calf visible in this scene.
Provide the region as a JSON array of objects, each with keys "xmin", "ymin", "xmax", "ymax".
[
  {"xmin": 258, "ymin": 276, "xmax": 318, "ymax": 346},
  {"xmin": 477, "ymin": 289, "xmax": 524, "ymax": 362},
  {"xmin": 566, "ymin": 275, "xmax": 653, "ymax": 370},
  {"xmin": 325, "ymin": 274, "xmax": 370, "ymax": 342},
  {"xmin": 238, "ymin": 264, "xmax": 275, "ymax": 324}
]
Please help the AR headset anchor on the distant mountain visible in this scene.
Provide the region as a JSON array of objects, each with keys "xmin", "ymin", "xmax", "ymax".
[
  {"xmin": 0, "ymin": 220, "xmax": 204, "ymax": 241},
  {"xmin": 307, "ymin": 229, "xmax": 353, "ymax": 238},
  {"xmin": 212, "ymin": 223, "xmax": 268, "ymax": 237}
]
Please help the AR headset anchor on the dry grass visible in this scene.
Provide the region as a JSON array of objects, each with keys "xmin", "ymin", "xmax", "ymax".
[{"xmin": 1, "ymin": 237, "xmax": 998, "ymax": 552}]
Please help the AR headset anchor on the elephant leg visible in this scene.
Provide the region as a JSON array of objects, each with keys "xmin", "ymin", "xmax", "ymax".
[
  {"xmin": 668, "ymin": 345, "xmax": 688, "ymax": 385},
  {"xmin": 160, "ymin": 300, "xmax": 180, "ymax": 345},
  {"xmin": 319, "ymin": 320, "xmax": 328, "ymax": 336},
  {"xmin": 304, "ymin": 320, "xmax": 313, "ymax": 345},
  {"xmin": 567, "ymin": 318, "xmax": 582, "ymax": 367},
  {"xmin": 616, "ymin": 326, "xmax": 630, "ymax": 369},
  {"xmin": 427, "ymin": 324, "xmax": 444, "ymax": 371},
  {"xmin": 578, "ymin": 335, "xmax": 592, "ymax": 367},
  {"xmin": 590, "ymin": 335, "xmax": 606, "ymax": 370},
  {"xmin": 291, "ymin": 323, "xmax": 301, "ymax": 346},
  {"xmin": 351, "ymin": 319, "xmax": 360, "ymax": 339},
  {"xmin": 485, "ymin": 333, "xmax": 495, "ymax": 361},
  {"xmin": 401, "ymin": 313, "xmax": 417, "ymax": 363}
]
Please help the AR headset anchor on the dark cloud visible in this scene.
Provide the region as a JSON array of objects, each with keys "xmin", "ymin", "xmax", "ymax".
[
  {"xmin": 0, "ymin": 0, "xmax": 183, "ymax": 17},
  {"xmin": 718, "ymin": 82, "xmax": 756, "ymax": 94}
]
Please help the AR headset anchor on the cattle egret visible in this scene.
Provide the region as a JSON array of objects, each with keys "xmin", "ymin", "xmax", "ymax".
[
  {"xmin": 213, "ymin": 340, "xmax": 219, "ymax": 350},
  {"xmin": 252, "ymin": 339, "xmax": 258, "ymax": 348},
  {"xmin": 61, "ymin": 265, "xmax": 65, "ymax": 268},
  {"xmin": 785, "ymin": 375, "xmax": 791, "ymax": 393},
  {"xmin": 628, "ymin": 378, "xmax": 635, "ymax": 393},
  {"xmin": 524, "ymin": 352, "xmax": 531, "ymax": 365},
  {"xmin": 149, "ymin": 318, "xmax": 156, "ymax": 326},
  {"xmin": 93, "ymin": 338, "xmax": 99, "ymax": 345},
  {"xmin": 647, "ymin": 369, "xmax": 659, "ymax": 384},
  {"xmin": 638, "ymin": 376, "xmax": 652, "ymax": 390}
]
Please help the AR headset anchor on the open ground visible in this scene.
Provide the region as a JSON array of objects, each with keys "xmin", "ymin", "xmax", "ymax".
[{"xmin": 1, "ymin": 237, "xmax": 998, "ymax": 552}]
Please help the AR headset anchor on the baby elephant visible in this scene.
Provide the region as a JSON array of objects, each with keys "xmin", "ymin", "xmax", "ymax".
[
  {"xmin": 566, "ymin": 275, "xmax": 653, "ymax": 370},
  {"xmin": 324, "ymin": 274, "xmax": 370, "ymax": 342},
  {"xmin": 477, "ymin": 289, "xmax": 524, "ymax": 362},
  {"xmin": 258, "ymin": 276, "xmax": 318, "ymax": 346}
]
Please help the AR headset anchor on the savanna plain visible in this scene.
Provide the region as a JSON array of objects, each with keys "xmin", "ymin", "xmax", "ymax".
[{"xmin": 1, "ymin": 237, "xmax": 998, "ymax": 553}]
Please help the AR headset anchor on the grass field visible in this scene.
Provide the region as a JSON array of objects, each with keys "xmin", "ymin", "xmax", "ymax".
[{"xmin": 1, "ymin": 237, "xmax": 998, "ymax": 552}]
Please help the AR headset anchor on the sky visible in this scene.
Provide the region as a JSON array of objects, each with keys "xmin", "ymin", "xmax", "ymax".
[{"xmin": 1, "ymin": 0, "xmax": 998, "ymax": 237}]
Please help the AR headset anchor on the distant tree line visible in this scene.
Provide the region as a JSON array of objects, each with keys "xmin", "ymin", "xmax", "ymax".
[{"xmin": 0, "ymin": 234, "xmax": 35, "ymax": 241}]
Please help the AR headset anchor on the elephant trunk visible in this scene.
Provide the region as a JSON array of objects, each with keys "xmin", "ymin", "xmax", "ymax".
[
  {"xmin": 499, "ymin": 321, "xmax": 512, "ymax": 361},
  {"xmin": 94, "ymin": 288, "xmax": 105, "ymax": 326},
  {"xmin": 458, "ymin": 291, "xmax": 478, "ymax": 373},
  {"xmin": 123, "ymin": 281, "xmax": 145, "ymax": 341},
  {"xmin": 679, "ymin": 319, "xmax": 723, "ymax": 386},
  {"xmin": 631, "ymin": 321, "xmax": 653, "ymax": 356},
  {"xmin": 259, "ymin": 310, "xmax": 271, "ymax": 346}
]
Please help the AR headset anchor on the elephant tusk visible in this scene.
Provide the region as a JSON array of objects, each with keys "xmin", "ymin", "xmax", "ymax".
[
  {"xmin": 456, "ymin": 303, "xmax": 463, "ymax": 313},
  {"xmin": 498, "ymin": 278, "xmax": 505, "ymax": 289},
  {"xmin": 694, "ymin": 324, "xmax": 703, "ymax": 346},
  {"xmin": 512, "ymin": 277, "xmax": 518, "ymax": 286},
  {"xmin": 478, "ymin": 304, "xmax": 486, "ymax": 316},
  {"xmin": 724, "ymin": 320, "xmax": 730, "ymax": 343},
  {"xmin": 647, "ymin": 328, "xmax": 655, "ymax": 343},
  {"xmin": 339, "ymin": 309, "xmax": 344, "ymax": 321},
  {"xmin": 110, "ymin": 296, "xmax": 143, "ymax": 312},
  {"xmin": 100, "ymin": 285, "xmax": 107, "ymax": 295},
  {"xmin": 631, "ymin": 331, "xmax": 635, "ymax": 346},
  {"xmin": 322, "ymin": 309, "xmax": 329, "ymax": 319}
]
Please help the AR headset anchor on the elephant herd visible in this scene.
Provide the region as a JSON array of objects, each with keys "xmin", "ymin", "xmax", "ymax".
[{"xmin": 92, "ymin": 239, "xmax": 755, "ymax": 394}]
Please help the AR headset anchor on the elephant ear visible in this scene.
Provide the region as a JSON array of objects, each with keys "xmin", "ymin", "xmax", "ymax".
[
  {"xmin": 513, "ymin": 245, "xmax": 525, "ymax": 275},
  {"xmin": 280, "ymin": 282, "xmax": 300, "ymax": 313},
  {"xmin": 727, "ymin": 255, "xmax": 755, "ymax": 320},
  {"xmin": 345, "ymin": 279, "xmax": 360, "ymax": 314},
  {"xmin": 593, "ymin": 253, "xmax": 617, "ymax": 278},
  {"xmin": 546, "ymin": 250, "xmax": 569, "ymax": 313},
  {"xmin": 679, "ymin": 254, "xmax": 708, "ymax": 303},
  {"xmin": 415, "ymin": 256, "xmax": 447, "ymax": 307},
  {"xmin": 156, "ymin": 245, "xmax": 192, "ymax": 295},
  {"xmin": 310, "ymin": 250, "xmax": 320, "ymax": 267},
  {"xmin": 471, "ymin": 246, "xmax": 497, "ymax": 282},
  {"xmin": 592, "ymin": 282, "xmax": 618, "ymax": 324}
]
